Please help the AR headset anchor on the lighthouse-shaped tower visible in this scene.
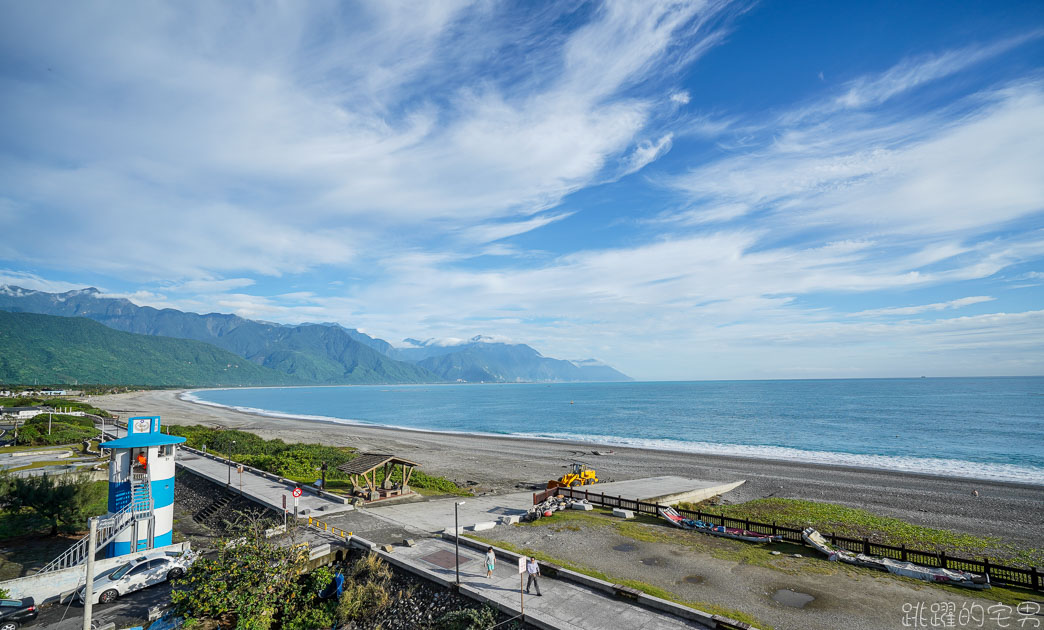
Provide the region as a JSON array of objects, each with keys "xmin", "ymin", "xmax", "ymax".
[{"xmin": 99, "ymin": 416, "xmax": 185, "ymax": 557}]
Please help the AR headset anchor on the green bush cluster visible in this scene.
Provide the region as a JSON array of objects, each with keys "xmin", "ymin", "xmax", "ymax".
[
  {"xmin": 13, "ymin": 414, "xmax": 100, "ymax": 446},
  {"xmin": 0, "ymin": 473, "xmax": 107, "ymax": 536},
  {"xmin": 167, "ymin": 425, "xmax": 356, "ymax": 481},
  {"xmin": 435, "ymin": 606, "xmax": 499, "ymax": 629},
  {"xmin": 167, "ymin": 425, "xmax": 465, "ymax": 495}
]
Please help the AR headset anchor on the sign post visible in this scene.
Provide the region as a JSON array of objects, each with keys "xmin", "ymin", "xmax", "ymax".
[
  {"xmin": 518, "ymin": 557, "xmax": 526, "ymax": 615},
  {"xmin": 282, "ymin": 495, "xmax": 287, "ymax": 529},
  {"xmin": 293, "ymin": 487, "xmax": 302, "ymax": 520}
]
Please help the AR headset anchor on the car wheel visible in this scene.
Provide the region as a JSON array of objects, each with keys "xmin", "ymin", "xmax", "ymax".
[
  {"xmin": 99, "ymin": 589, "xmax": 119, "ymax": 604},
  {"xmin": 167, "ymin": 567, "xmax": 185, "ymax": 580},
  {"xmin": 0, "ymin": 620, "xmax": 20, "ymax": 630}
]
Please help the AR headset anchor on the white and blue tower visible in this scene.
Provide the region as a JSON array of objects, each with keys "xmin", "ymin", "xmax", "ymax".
[{"xmin": 99, "ymin": 416, "xmax": 185, "ymax": 557}]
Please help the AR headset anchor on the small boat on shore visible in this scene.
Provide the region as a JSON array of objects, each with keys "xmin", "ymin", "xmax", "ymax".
[
  {"xmin": 802, "ymin": 528, "xmax": 990, "ymax": 589},
  {"xmin": 658, "ymin": 507, "xmax": 782, "ymax": 543}
]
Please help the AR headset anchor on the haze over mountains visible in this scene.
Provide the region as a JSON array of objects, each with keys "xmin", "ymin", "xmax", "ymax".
[{"xmin": 0, "ymin": 286, "xmax": 630, "ymax": 385}]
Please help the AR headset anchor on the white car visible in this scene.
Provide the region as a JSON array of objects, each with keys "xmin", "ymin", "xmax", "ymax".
[{"xmin": 79, "ymin": 550, "xmax": 196, "ymax": 604}]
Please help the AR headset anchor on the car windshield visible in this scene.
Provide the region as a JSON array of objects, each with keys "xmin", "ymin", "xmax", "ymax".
[
  {"xmin": 0, "ymin": 599, "xmax": 21, "ymax": 607},
  {"xmin": 109, "ymin": 562, "xmax": 134, "ymax": 580}
]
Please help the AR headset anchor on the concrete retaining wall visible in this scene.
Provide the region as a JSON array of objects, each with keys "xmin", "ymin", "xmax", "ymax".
[{"xmin": 0, "ymin": 542, "xmax": 191, "ymax": 605}]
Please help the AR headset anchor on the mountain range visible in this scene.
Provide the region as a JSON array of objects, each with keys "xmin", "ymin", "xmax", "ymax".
[
  {"xmin": 0, "ymin": 286, "xmax": 630, "ymax": 385},
  {"xmin": 0, "ymin": 311, "xmax": 301, "ymax": 387}
]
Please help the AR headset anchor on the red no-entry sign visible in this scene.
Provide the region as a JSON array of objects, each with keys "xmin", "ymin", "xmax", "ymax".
[{"xmin": 292, "ymin": 487, "xmax": 303, "ymax": 498}]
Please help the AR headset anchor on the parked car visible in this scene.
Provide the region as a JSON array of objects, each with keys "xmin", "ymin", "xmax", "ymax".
[
  {"xmin": 78, "ymin": 549, "xmax": 196, "ymax": 605},
  {"xmin": 0, "ymin": 597, "xmax": 38, "ymax": 630}
]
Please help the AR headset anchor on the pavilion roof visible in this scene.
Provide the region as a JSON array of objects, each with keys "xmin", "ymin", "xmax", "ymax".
[{"xmin": 336, "ymin": 453, "xmax": 419, "ymax": 475}]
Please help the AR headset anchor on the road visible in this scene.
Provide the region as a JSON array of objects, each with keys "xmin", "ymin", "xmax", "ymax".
[{"xmin": 33, "ymin": 583, "xmax": 171, "ymax": 630}]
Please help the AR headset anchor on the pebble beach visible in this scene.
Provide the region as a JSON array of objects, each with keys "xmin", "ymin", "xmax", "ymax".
[{"xmin": 92, "ymin": 388, "xmax": 1044, "ymax": 551}]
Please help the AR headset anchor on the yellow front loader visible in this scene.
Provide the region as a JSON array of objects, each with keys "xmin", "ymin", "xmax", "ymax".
[{"xmin": 548, "ymin": 462, "xmax": 598, "ymax": 489}]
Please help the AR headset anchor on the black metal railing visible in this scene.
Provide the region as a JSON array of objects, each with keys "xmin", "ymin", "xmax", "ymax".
[{"xmin": 537, "ymin": 486, "xmax": 1042, "ymax": 592}]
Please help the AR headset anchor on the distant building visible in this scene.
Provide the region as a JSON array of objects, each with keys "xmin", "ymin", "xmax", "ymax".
[
  {"xmin": 0, "ymin": 406, "xmax": 47, "ymax": 419},
  {"xmin": 40, "ymin": 389, "xmax": 67, "ymax": 396}
]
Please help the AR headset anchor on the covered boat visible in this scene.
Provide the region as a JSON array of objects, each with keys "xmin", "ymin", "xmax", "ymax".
[
  {"xmin": 802, "ymin": 528, "xmax": 990, "ymax": 589},
  {"xmin": 658, "ymin": 507, "xmax": 698, "ymax": 529},
  {"xmin": 658, "ymin": 507, "xmax": 782, "ymax": 543}
]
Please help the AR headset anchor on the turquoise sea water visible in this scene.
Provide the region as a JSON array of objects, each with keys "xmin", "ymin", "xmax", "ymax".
[{"xmin": 186, "ymin": 377, "xmax": 1044, "ymax": 485}]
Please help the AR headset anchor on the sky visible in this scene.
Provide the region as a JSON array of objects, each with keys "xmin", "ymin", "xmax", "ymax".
[{"xmin": 0, "ymin": 1, "xmax": 1042, "ymax": 381}]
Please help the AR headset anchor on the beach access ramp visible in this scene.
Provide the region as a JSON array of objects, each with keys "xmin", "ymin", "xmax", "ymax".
[{"xmin": 566, "ymin": 476, "xmax": 745, "ymax": 505}]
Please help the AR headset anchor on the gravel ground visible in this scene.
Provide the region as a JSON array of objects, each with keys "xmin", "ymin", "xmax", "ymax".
[
  {"xmin": 479, "ymin": 511, "xmax": 1011, "ymax": 630},
  {"xmin": 97, "ymin": 389, "xmax": 1044, "ymax": 552}
]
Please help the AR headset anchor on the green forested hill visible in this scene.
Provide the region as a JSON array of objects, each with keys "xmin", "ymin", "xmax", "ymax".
[{"xmin": 0, "ymin": 311, "xmax": 304, "ymax": 387}]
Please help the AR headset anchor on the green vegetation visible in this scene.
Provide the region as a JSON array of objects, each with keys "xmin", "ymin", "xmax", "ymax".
[
  {"xmin": 10, "ymin": 413, "xmax": 100, "ymax": 446},
  {"xmin": 435, "ymin": 606, "xmax": 500, "ymax": 629},
  {"xmin": 676, "ymin": 497, "xmax": 1044, "ymax": 568},
  {"xmin": 521, "ymin": 506, "xmax": 1042, "ymax": 608},
  {"xmin": 168, "ymin": 425, "xmax": 467, "ymax": 496},
  {"xmin": 464, "ymin": 532, "xmax": 767, "ymax": 629},
  {"xmin": 0, "ymin": 311, "xmax": 303, "ymax": 387},
  {"xmin": 172, "ymin": 517, "xmax": 317, "ymax": 629},
  {"xmin": 0, "ymin": 473, "xmax": 107, "ymax": 537},
  {"xmin": 175, "ymin": 523, "xmax": 503, "ymax": 630}
]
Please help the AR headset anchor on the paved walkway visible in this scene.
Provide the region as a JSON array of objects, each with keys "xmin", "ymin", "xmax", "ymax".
[
  {"xmin": 175, "ymin": 449, "xmax": 353, "ymax": 516},
  {"xmin": 364, "ymin": 492, "xmax": 533, "ymax": 534},
  {"xmin": 392, "ymin": 537, "xmax": 709, "ymax": 630}
]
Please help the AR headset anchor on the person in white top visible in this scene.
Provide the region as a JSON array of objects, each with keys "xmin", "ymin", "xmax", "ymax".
[
  {"xmin": 526, "ymin": 557, "xmax": 542, "ymax": 595},
  {"xmin": 485, "ymin": 547, "xmax": 496, "ymax": 578}
]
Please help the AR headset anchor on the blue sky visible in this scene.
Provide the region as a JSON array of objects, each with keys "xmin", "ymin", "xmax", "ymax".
[{"xmin": 1, "ymin": 1, "xmax": 1042, "ymax": 380}]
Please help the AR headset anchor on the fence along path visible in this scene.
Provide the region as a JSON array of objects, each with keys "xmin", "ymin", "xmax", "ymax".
[{"xmin": 538, "ymin": 486, "xmax": 1042, "ymax": 592}]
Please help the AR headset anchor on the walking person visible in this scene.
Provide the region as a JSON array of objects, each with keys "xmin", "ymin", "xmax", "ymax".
[
  {"xmin": 485, "ymin": 547, "xmax": 496, "ymax": 578},
  {"xmin": 525, "ymin": 556, "xmax": 542, "ymax": 596}
]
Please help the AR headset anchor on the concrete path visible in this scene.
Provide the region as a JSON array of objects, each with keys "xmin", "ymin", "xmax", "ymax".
[
  {"xmin": 391, "ymin": 537, "xmax": 709, "ymax": 630},
  {"xmin": 562, "ymin": 476, "xmax": 744, "ymax": 504},
  {"xmin": 361, "ymin": 476, "xmax": 743, "ymax": 536},
  {"xmin": 364, "ymin": 492, "xmax": 533, "ymax": 534},
  {"xmin": 175, "ymin": 449, "xmax": 353, "ymax": 517}
]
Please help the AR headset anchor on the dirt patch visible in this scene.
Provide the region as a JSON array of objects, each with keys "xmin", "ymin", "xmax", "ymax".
[{"xmin": 478, "ymin": 510, "xmax": 1010, "ymax": 630}]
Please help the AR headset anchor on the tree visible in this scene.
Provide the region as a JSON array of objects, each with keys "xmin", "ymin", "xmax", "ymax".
[
  {"xmin": 171, "ymin": 514, "xmax": 310, "ymax": 629},
  {"xmin": 2, "ymin": 473, "xmax": 105, "ymax": 536}
]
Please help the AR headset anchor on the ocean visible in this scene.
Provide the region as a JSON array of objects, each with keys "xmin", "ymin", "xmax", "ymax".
[{"xmin": 185, "ymin": 377, "xmax": 1044, "ymax": 485}]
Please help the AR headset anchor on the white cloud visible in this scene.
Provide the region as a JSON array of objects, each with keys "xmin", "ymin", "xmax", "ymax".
[
  {"xmin": 850, "ymin": 296, "xmax": 995, "ymax": 317},
  {"xmin": 669, "ymin": 82, "xmax": 1044, "ymax": 236},
  {"xmin": 833, "ymin": 31, "xmax": 1042, "ymax": 111},
  {"xmin": 0, "ymin": 270, "xmax": 88, "ymax": 293},
  {"xmin": 0, "ymin": 1, "xmax": 735, "ymax": 280},
  {"xmin": 670, "ymin": 91, "xmax": 691, "ymax": 105},
  {"xmin": 620, "ymin": 134, "xmax": 674, "ymax": 176},
  {"xmin": 461, "ymin": 213, "xmax": 574, "ymax": 244}
]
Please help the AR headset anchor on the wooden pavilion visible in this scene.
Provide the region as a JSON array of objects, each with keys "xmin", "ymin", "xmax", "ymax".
[{"xmin": 336, "ymin": 453, "xmax": 420, "ymax": 501}]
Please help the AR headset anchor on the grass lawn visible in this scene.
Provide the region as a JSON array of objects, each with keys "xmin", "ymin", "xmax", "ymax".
[
  {"xmin": 677, "ymin": 498, "xmax": 1044, "ymax": 568},
  {"xmin": 512, "ymin": 506, "xmax": 1043, "ymax": 608}
]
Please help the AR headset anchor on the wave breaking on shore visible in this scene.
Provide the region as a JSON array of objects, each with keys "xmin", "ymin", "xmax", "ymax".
[{"xmin": 179, "ymin": 390, "xmax": 1044, "ymax": 485}]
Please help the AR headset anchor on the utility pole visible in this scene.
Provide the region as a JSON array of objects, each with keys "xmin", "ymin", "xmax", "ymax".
[
  {"xmin": 454, "ymin": 500, "xmax": 466, "ymax": 585},
  {"xmin": 48, "ymin": 412, "xmax": 52, "ymax": 436},
  {"xmin": 82, "ymin": 517, "xmax": 97, "ymax": 630}
]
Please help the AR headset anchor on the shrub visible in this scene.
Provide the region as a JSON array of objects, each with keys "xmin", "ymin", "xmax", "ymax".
[
  {"xmin": 436, "ymin": 606, "xmax": 499, "ymax": 630},
  {"xmin": 336, "ymin": 553, "xmax": 393, "ymax": 623}
]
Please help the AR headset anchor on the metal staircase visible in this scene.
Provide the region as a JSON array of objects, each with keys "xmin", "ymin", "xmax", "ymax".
[
  {"xmin": 37, "ymin": 471, "xmax": 156, "ymax": 574},
  {"xmin": 129, "ymin": 471, "xmax": 155, "ymax": 552}
]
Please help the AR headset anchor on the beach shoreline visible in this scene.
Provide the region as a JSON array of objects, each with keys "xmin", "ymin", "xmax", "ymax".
[{"xmin": 91, "ymin": 388, "xmax": 1044, "ymax": 550}]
